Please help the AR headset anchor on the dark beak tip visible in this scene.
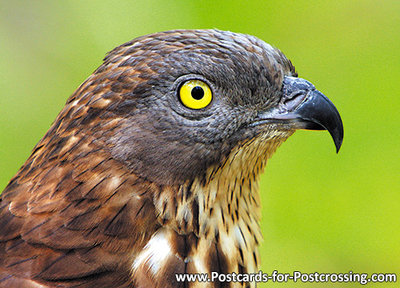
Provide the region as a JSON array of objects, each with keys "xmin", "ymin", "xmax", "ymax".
[
  {"xmin": 333, "ymin": 125, "xmax": 344, "ymax": 154},
  {"xmin": 296, "ymin": 88, "xmax": 344, "ymax": 154},
  {"xmin": 334, "ymin": 136, "xmax": 343, "ymax": 154}
]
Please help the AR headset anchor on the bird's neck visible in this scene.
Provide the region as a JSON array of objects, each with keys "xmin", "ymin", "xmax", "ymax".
[{"xmin": 154, "ymin": 132, "xmax": 292, "ymax": 276}]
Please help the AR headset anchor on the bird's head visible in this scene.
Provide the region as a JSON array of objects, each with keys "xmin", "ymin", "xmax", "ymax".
[{"xmin": 61, "ymin": 29, "xmax": 343, "ymax": 186}]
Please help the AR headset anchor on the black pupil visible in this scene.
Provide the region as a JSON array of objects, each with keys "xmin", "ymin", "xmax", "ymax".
[{"xmin": 191, "ymin": 86, "xmax": 204, "ymax": 100}]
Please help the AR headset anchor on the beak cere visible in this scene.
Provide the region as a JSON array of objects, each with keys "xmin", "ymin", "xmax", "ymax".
[{"xmin": 255, "ymin": 76, "xmax": 344, "ymax": 153}]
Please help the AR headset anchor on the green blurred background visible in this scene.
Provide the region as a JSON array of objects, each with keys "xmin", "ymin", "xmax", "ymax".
[{"xmin": 0, "ymin": 0, "xmax": 399, "ymax": 286}]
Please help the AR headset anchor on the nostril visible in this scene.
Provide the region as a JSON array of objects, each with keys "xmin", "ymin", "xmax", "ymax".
[{"xmin": 282, "ymin": 91, "xmax": 307, "ymax": 110}]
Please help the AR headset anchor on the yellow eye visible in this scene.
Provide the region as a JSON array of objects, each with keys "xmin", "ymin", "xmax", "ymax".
[{"xmin": 179, "ymin": 80, "xmax": 212, "ymax": 109}]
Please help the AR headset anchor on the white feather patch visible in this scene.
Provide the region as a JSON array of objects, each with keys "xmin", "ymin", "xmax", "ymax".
[{"xmin": 132, "ymin": 229, "xmax": 172, "ymax": 275}]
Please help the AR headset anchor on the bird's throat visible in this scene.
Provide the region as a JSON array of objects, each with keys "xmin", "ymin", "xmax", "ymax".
[{"xmin": 151, "ymin": 131, "xmax": 293, "ymax": 280}]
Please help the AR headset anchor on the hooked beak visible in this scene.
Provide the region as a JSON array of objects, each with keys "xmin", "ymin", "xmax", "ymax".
[{"xmin": 254, "ymin": 76, "xmax": 344, "ymax": 153}]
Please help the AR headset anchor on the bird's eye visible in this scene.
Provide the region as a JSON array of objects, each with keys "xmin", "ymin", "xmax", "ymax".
[{"xmin": 179, "ymin": 80, "xmax": 212, "ymax": 109}]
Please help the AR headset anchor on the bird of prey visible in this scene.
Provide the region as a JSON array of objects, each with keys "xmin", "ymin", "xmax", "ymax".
[{"xmin": 0, "ymin": 29, "xmax": 343, "ymax": 288}]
